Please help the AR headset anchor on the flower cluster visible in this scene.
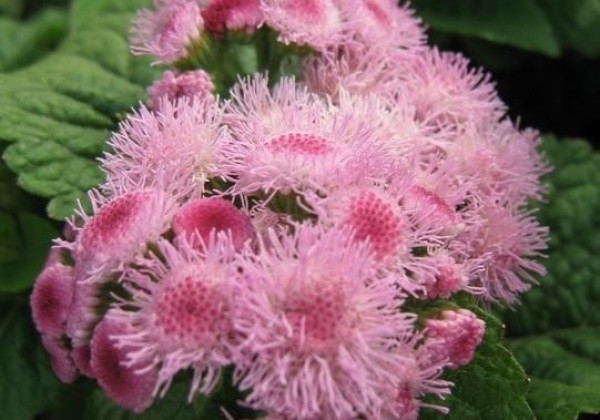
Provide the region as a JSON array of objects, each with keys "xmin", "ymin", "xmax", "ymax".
[{"xmin": 31, "ymin": 0, "xmax": 548, "ymax": 418}]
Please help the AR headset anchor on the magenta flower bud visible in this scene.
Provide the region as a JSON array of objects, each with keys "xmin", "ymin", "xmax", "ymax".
[
  {"xmin": 90, "ymin": 315, "xmax": 158, "ymax": 413},
  {"xmin": 31, "ymin": 264, "xmax": 75, "ymax": 338},
  {"xmin": 172, "ymin": 197, "xmax": 254, "ymax": 250},
  {"xmin": 147, "ymin": 69, "xmax": 214, "ymax": 111},
  {"xmin": 423, "ymin": 309, "xmax": 486, "ymax": 369}
]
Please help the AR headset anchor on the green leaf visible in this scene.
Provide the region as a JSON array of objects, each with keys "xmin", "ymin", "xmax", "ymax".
[
  {"xmin": 0, "ymin": 9, "xmax": 68, "ymax": 72},
  {"xmin": 0, "ymin": 212, "xmax": 59, "ymax": 292},
  {"xmin": 503, "ymin": 136, "xmax": 600, "ymax": 419},
  {"xmin": 422, "ymin": 306, "xmax": 533, "ymax": 420},
  {"xmin": 0, "ymin": 211, "xmax": 23, "ymax": 263},
  {"xmin": 0, "ymin": 303, "xmax": 61, "ymax": 420},
  {"xmin": 411, "ymin": 0, "xmax": 560, "ymax": 56},
  {"xmin": 0, "ymin": 0, "xmax": 159, "ymax": 220},
  {"xmin": 537, "ymin": 0, "xmax": 600, "ymax": 57}
]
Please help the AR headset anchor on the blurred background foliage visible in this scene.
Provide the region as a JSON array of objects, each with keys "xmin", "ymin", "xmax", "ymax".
[{"xmin": 0, "ymin": 0, "xmax": 599, "ymax": 419}]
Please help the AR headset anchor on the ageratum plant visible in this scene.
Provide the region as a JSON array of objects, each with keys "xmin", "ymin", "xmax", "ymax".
[{"xmin": 29, "ymin": 1, "xmax": 549, "ymax": 418}]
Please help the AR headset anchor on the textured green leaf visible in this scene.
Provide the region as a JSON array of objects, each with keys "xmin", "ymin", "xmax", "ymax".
[
  {"xmin": 504, "ymin": 136, "xmax": 600, "ymax": 419},
  {"xmin": 0, "ymin": 303, "xmax": 61, "ymax": 420},
  {"xmin": 422, "ymin": 306, "xmax": 533, "ymax": 420},
  {"xmin": 412, "ymin": 0, "xmax": 560, "ymax": 56},
  {"xmin": 537, "ymin": 0, "xmax": 600, "ymax": 57},
  {"xmin": 0, "ymin": 212, "xmax": 59, "ymax": 292},
  {"xmin": 0, "ymin": 0, "xmax": 158, "ymax": 220},
  {"xmin": 0, "ymin": 9, "xmax": 68, "ymax": 72}
]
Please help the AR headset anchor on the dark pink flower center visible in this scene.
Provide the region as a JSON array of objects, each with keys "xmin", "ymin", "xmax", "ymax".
[
  {"xmin": 266, "ymin": 133, "xmax": 333, "ymax": 156},
  {"xmin": 345, "ymin": 191, "xmax": 404, "ymax": 259},
  {"xmin": 155, "ymin": 276, "xmax": 223, "ymax": 346},
  {"xmin": 285, "ymin": 285, "xmax": 348, "ymax": 353}
]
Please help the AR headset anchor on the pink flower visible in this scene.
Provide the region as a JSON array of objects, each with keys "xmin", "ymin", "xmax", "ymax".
[
  {"xmin": 172, "ymin": 197, "xmax": 255, "ymax": 250},
  {"xmin": 393, "ymin": 48, "xmax": 505, "ymax": 135},
  {"xmin": 419, "ymin": 253, "xmax": 485, "ymax": 299},
  {"xmin": 31, "ymin": 263, "xmax": 75, "ymax": 338},
  {"xmin": 380, "ymin": 351, "xmax": 452, "ymax": 419},
  {"xmin": 201, "ymin": 0, "xmax": 263, "ymax": 35},
  {"xmin": 453, "ymin": 121, "xmax": 548, "ymax": 206},
  {"xmin": 90, "ymin": 314, "xmax": 158, "ymax": 413},
  {"xmin": 460, "ymin": 202, "xmax": 548, "ymax": 304},
  {"xmin": 101, "ymin": 99, "xmax": 226, "ymax": 198},
  {"xmin": 232, "ymin": 224, "xmax": 419, "ymax": 418},
  {"xmin": 147, "ymin": 69, "xmax": 214, "ymax": 110},
  {"xmin": 261, "ymin": 0, "xmax": 343, "ymax": 50},
  {"xmin": 336, "ymin": 0, "xmax": 425, "ymax": 48},
  {"xmin": 422, "ymin": 309, "xmax": 486, "ymax": 369},
  {"xmin": 61, "ymin": 190, "xmax": 176, "ymax": 346},
  {"xmin": 41, "ymin": 335, "xmax": 79, "ymax": 384},
  {"xmin": 108, "ymin": 238, "xmax": 237, "ymax": 399},
  {"xmin": 131, "ymin": 0, "xmax": 203, "ymax": 64},
  {"xmin": 223, "ymin": 76, "xmax": 393, "ymax": 197},
  {"xmin": 73, "ymin": 189, "xmax": 176, "ymax": 272}
]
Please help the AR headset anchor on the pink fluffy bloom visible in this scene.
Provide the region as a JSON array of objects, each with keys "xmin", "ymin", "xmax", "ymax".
[
  {"xmin": 260, "ymin": 0, "xmax": 343, "ymax": 50},
  {"xmin": 131, "ymin": 0, "xmax": 203, "ymax": 64},
  {"xmin": 232, "ymin": 224, "xmax": 420, "ymax": 418},
  {"xmin": 336, "ymin": 0, "xmax": 425, "ymax": 48},
  {"xmin": 201, "ymin": 0, "xmax": 263, "ymax": 35},
  {"xmin": 101, "ymin": 98, "xmax": 226, "ymax": 198},
  {"xmin": 147, "ymin": 69, "xmax": 214, "ymax": 110},
  {"xmin": 172, "ymin": 197, "xmax": 255, "ymax": 250},
  {"xmin": 419, "ymin": 253, "xmax": 485, "ymax": 299},
  {"xmin": 90, "ymin": 313, "xmax": 158, "ymax": 413},
  {"xmin": 108, "ymin": 237, "xmax": 237, "ymax": 399},
  {"xmin": 452, "ymin": 121, "xmax": 549, "ymax": 206},
  {"xmin": 41, "ymin": 335, "xmax": 79, "ymax": 384},
  {"xmin": 463, "ymin": 203, "xmax": 548, "ymax": 304},
  {"xmin": 31, "ymin": 263, "xmax": 74, "ymax": 338},
  {"xmin": 72, "ymin": 189, "xmax": 176, "ymax": 272},
  {"xmin": 310, "ymin": 176, "xmax": 447, "ymax": 294},
  {"xmin": 223, "ymin": 76, "xmax": 393, "ymax": 197},
  {"xmin": 62, "ymin": 190, "xmax": 176, "ymax": 346},
  {"xmin": 422, "ymin": 309, "xmax": 486, "ymax": 369},
  {"xmin": 379, "ymin": 349, "xmax": 452, "ymax": 420},
  {"xmin": 393, "ymin": 48, "xmax": 506, "ymax": 136}
]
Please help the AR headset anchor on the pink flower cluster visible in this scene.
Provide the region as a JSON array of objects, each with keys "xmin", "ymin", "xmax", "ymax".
[{"xmin": 31, "ymin": 0, "xmax": 549, "ymax": 418}]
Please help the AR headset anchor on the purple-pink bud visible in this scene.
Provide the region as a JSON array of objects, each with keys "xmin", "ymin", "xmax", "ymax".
[
  {"xmin": 31, "ymin": 264, "xmax": 75, "ymax": 338},
  {"xmin": 423, "ymin": 309, "xmax": 485, "ymax": 369},
  {"xmin": 172, "ymin": 197, "xmax": 254, "ymax": 250},
  {"xmin": 90, "ymin": 315, "xmax": 158, "ymax": 413}
]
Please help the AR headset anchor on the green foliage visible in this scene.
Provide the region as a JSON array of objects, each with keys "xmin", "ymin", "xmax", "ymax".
[
  {"xmin": 0, "ymin": 8, "xmax": 67, "ymax": 72},
  {"xmin": 0, "ymin": 303, "xmax": 61, "ymax": 420},
  {"xmin": 411, "ymin": 0, "xmax": 560, "ymax": 56},
  {"xmin": 503, "ymin": 136, "xmax": 600, "ymax": 419},
  {"xmin": 0, "ymin": 213, "xmax": 58, "ymax": 292},
  {"xmin": 422, "ymin": 306, "xmax": 533, "ymax": 420},
  {"xmin": 0, "ymin": 0, "xmax": 158, "ymax": 220},
  {"xmin": 537, "ymin": 0, "xmax": 600, "ymax": 58},
  {"xmin": 412, "ymin": 0, "xmax": 600, "ymax": 58}
]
